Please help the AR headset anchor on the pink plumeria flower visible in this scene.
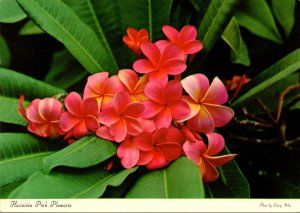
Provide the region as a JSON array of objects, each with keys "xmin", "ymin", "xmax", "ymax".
[
  {"xmin": 118, "ymin": 69, "xmax": 148, "ymax": 102},
  {"xmin": 183, "ymin": 131, "xmax": 236, "ymax": 183},
  {"xmin": 134, "ymin": 127, "xmax": 185, "ymax": 170},
  {"xmin": 60, "ymin": 92, "xmax": 99, "ymax": 138},
  {"xmin": 162, "ymin": 25, "xmax": 203, "ymax": 55},
  {"xmin": 181, "ymin": 74, "xmax": 234, "ymax": 133},
  {"xmin": 133, "ymin": 41, "xmax": 187, "ymax": 85},
  {"xmin": 99, "ymin": 91, "xmax": 144, "ymax": 142},
  {"xmin": 83, "ymin": 72, "xmax": 124, "ymax": 110},
  {"xmin": 18, "ymin": 95, "xmax": 64, "ymax": 137},
  {"xmin": 142, "ymin": 80, "xmax": 190, "ymax": 128},
  {"xmin": 123, "ymin": 28, "xmax": 149, "ymax": 56}
]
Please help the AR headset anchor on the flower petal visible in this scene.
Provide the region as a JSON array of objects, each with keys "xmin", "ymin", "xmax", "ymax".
[
  {"xmin": 138, "ymin": 150, "xmax": 155, "ymax": 165},
  {"xmin": 160, "ymin": 43, "xmax": 180, "ymax": 63},
  {"xmin": 118, "ymin": 69, "xmax": 139, "ymax": 93},
  {"xmin": 110, "ymin": 119, "xmax": 127, "ymax": 142},
  {"xmin": 141, "ymin": 41, "xmax": 161, "ymax": 64},
  {"xmin": 206, "ymin": 154, "xmax": 236, "ymax": 168},
  {"xmin": 179, "ymin": 25, "xmax": 197, "ymax": 42},
  {"xmin": 201, "ymin": 158, "xmax": 220, "ymax": 183},
  {"xmin": 96, "ymin": 126, "xmax": 114, "ymax": 141},
  {"xmin": 146, "ymin": 150, "xmax": 169, "ymax": 170},
  {"xmin": 38, "ymin": 98, "xmax": 62, "ymax": 121},
  {"xmin": 183, "ymin": 140, "xmax": 206, "ymax": 164},
  {"xmin": 155, "ymin": 108, "xmax": 172, "ymax": 128},
  {"xmin": 114, "ymin": 92, "xmax": 131, "ymax": 115},
  {"xmin": 26, "ymin": 99, "xmax": 44, "ymax": 123},
  {"xmin": 124, "ymin": 102, "xmax": 144, "ymax": 118},
  {"xmin": 181, "ymin": 40, "xmax": 203, "ymax": 54},
  {"xmin": 60, "ymin": 112, "xmax": 79, "ymax": 132},
  {"xmin": 169, "ymin": 100, "xmax": 190, "ymax": 120},
  {"xmin": 142, "ymin": 101, "xmax": 163, "ymax": 118},
  {"xmin": 73, "ymin": 120, "xmax": 90, "ymax": 138},
  {"xmin": 144, "ymin": 81, "xmax": 165, "ymax": 103},
  {"xmin": 82, "ymin": 98, "xmax": 99, "ymax": 117},
  {"xmin": 99, "ymin": 107, "xmax": 119, "ymax": 126},
  {"xmin": 203, "ymin": 104, "xmax": 234, "ymax": 127},
  {"xmin": 202, "ymin": 77, "xmax": 228, "ymax": 104},
  {"xmin": 83, "ymin": 72, "xmax": 109, "ymax": 99},
  {"xmin": 164, "ymin": 80, "xmax": 182, "ymax": 102},
  {"xmin": 102, "ymin": 75, "xmax": 125, "ymax": 95},
  {"xmin": 161, "ymin": 59, "xmax": 187, "ymax": 75},
  {"xmin": 157, "ymin": 142, "xmax": 182, "ymax": 161},
  {"xmin": 64, "ymin": 92, "xmax": 83, "ymax": 117},
  {"xmin": 117, "ymin": 138, "xmax": 139, "ymax": 169},
  {"xmin": 149, "ymin": 71, "xmax": 168, "ymax": 85},
  {"xmin": 85, "ymin": 115, "xmax": 99, "ymax": 132},
  {"xmin": 181, "ymin": 74, "xmax": 209, "ymax": 102},
  {"xmin": 133, "ymin": 59, "xmax": 156, "ymax": 74},
  {"xmin": 134, "ymin": 132, "xmax": 154, "ymax": 151},
  {"xmin": 137, "ymin": 28, "xmax": 149, "ymax": 42},
  {"xmin": 166, "ymin": 126, "xmax": 186, "ymax": 145},
  {"xmin": 162, "ymin": 25, "xmax": 179, "ymax": 42},
  {"xmin": 187, "ymin": 106, "xmax": 215, "ymax": 133},
  {"xmin": 125, "ymin": 117, "xmax": 143, "ymax": 136},
  {"xmin": 205, "ymin": 132, "xmax": 225, "ymax": 156}
]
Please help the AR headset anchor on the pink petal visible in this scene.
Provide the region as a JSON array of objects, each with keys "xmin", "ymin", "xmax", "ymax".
[
  {"xmin": 99, "ymin": 107, "xmax": 120, "ymax": 126},
  {"xmin": 166, "ymin": 126, "xmax": 186, "ymax": 145},
  {"xmin": 155, "ymin": 108, "xmax": 172, "ymax": 128},
  {"xmin": 176, "ymin": 96, "xmax": 200, "ymax": 123},
  {"xmin": 138, "ymin": 118, "xmax": 157, "ymax": 133},
  {"xmin": 18, "ymin": 95, "xmax": 27, "ymax": 120},
  {"xmin": 207, "ymin": 154, "xmax": 236, "ymax": 168},
  {"xmin": 134, "ymin": 73, "xmax": 149, "ymax": 92},
  {"xmin": 82, "ymin": 98, "xmax": 99, "ymax": 117},
  {"xmin": 110, "ymin": 119, "xmax": 127, "ymax": 142},
  {"xmin": 153, "ymin": 128, "xmax": 168, "ymax": 144},
  {"xmin": 137, "ymin": 28, "xmax": 149, "ymax": 41},
  {"xmin": 118, "ymin": 69, "xmax": 139, "ymax": 93},
  {"xmin": 202, "ymin": 77, "xmax": 228, "ymax": 104},
  {"xmin": 64, "ymin": 92, "xmax": 83, "ymax": 117},
  {"xmin": 149, "ymin": 71, "xmax": 168, "ymax": 85},
  {"xmin": 60, "ymin": 112, "xmax": 80, "ymax": 132},
  {"xmin": 183, "ymin": 140, "xmax": 207, "ymax": 164},
  {"xmin": 181, "ymin": 40, "xmax": 203, "ymax": 54},
  {"xmin": 160, "ymin": 43, "xmax": 180, "ymax": 63},
  {"xmin": 96, "ymin": 126, "xmax": 115, "ymax": 141},
  {"xmin": 157, "ymin": 142, "xmax": 182, "ymax": 161},
  {"xmin": 169, "ymin": 100, "xmax": 190, "ymax": 120},
  {"xmin": 113, "ymin": 92, "xmax": 131, "ymax": 115},
  {"xmin": 117, "ymin": 138, "xmax": 139, "ymax": 168},
  {"xmin": 179, "ymin": 25, "xmax": 197, "ymax": 42},
  {"xmin": 102, "ymin": 75, "xmax": 125, "ymax": 95},
  {"xmin": 164, "ymin": 80, "xmax": 182, "ymax": 102},
  {"xmin": 85, "ymin": 115, "xmax": 99, "ymax": 132},
  {"xmin": 205, "ymin": 132, "xmax": 225, "ymax": 156},
  {"xmin": 73, "ymin": 120, "xmax": 90, "ymax": 138},
  {"xmin": 38, "ymin": 98, "xmax": 62, "ymax": 121},
  {"xmin": 127, "ymin": 28, "xmax": 138, "ymax": 41},
  {"xmin": 124, "ymin": 117, "xmax": 143, "ymax": 136},
  {"xmin": 133, "ymin": 59, "xmax": 156, "ymax": 74},
  {"xmin": 181, "ymin": 74, "xmax": 209, "ymax": 102},
  {"xmin": 142, "ymin": 101, "xmax": 163, "ymax": 118},
  {"xmin": 162, "ymin": 25, "xmax": 179, "ymax": 42},
  {"xmin": 134, "ymin": 132, "xmax": 154, "ymax": 151},
  {"xmin": 83, "ymin": 72, "xmax": 109, "ymax": 99},
  {"xmin": 137, "ymin": 150, "xmax": 155, "ymax": 165},
  {"xmin": 155, "ymin": 40, "xmax": 170, "ymax": 52},
  {"xmin": 203, "ymin": 104, "xmax": 234, "ymax": 127},
  {"xmin": 26, "ymin": 99, "xmax": 44, "ymax": 123},
  {"xmin": 201, "ymin": 158, "xmax": 220, "ymax": 183},
  {"xmin": 141, "ymin": 41, "xmax": 161, "ymax": 64},
  {"xmin": 187, "ymin": 106, "xmax": 215, "ymax": 133},
  {"xmin": 28, "ymin": 123, "xmax": 47, "ymax": 137},
  {"xmin": 144, "ymin": 81, "xmax": 165, "ymax": 103},
  {"xmin": 146, "ymin": 150, "xmax": 169, "ymax": 170},
  {"xmin": 123, "ymin": 102, "xmax": 144, "ymax": 118},
  {"xmin": 161, "ymin": 59, "xmax": 187, "ymax": 75}
]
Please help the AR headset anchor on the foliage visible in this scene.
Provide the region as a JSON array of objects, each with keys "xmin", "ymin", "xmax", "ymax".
[{"xmin": 0, "ymin": 0, "xmax": 299, "ymax": 198}]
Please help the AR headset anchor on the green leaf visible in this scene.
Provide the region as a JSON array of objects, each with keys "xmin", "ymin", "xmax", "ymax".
[
  {"xmin": 221, "ymin": 17, "xmax": 250, "ymax": 66},
  {"xmin": 271, "ymin": 0, "xmax": 296, "ymax": 38},
  {"xmin": 0, "ymin": 34, "xmax": 11, "ymax": 67},
  {"xmin": 190, "ymin": 0, "xmax": 241, "ymax": 70},
  {"xmin": 0, "ymin": 68, "xmax": 65, "ymax": 100},
  {"xmin": 235, "ymin": 0, "xmax": 282, "ymax": 44},
  {"xmin": 0, "ymin": 0, "xmax": 27, "ymax": 23},
  {"xmin": 125, "ymin": 157, "xmax": 205, "ymax": 198},
  {"xmin": 44, "ymin": 49, "xmax": 88, "ymax": 89},
  {"xmin": 0, "ymin": 133, "xmax": 60, "ymax": 187},
  {"xmin": 9, "ymin": 166, "xmax": 138, "ymax": 198},
  {"xmin": 19, "ymin": 20, "xmax": 44, "ymax": 35},
  {"xmin": 0, "ymin": 181, "xmax": 24, "ymax": 198},
  {"xmin": 205, "ymin": 146, "xmax": 250, "ymax": 198},
  {"xmin": 43, "ymin": 136, "xmax": 117, "ymax": 173},
  {"xmin": 231, "ymin": 48, "xmax": 300, "ymax": 109},
  {"xmin": 17, "ymin": 0, "xmax": 118, "ymax": 74},
  {"xmin": 0, "ymin": 96, "xmax": 28, "ymax": 125}
]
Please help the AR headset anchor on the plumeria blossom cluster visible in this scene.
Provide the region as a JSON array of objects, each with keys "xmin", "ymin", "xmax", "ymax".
[{"xmin": 18, "ymin": 25, "xmax": 236, "ymax": 183}]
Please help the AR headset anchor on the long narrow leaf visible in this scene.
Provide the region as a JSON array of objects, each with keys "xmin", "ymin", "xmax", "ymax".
[
  {"xmin": 0, "ymin": 68, "xmax": 65, "ymax": 100},
  {"xmin": 43, "ymin": 136, "xmax": 117, "ymax": 173},
  {"xmin": 0, "ymin": 34, "xmax": 11, "ymax": 67},
  {"xmin": 0, "ymin": 96, "xmax": 28, "ymax": 125},
  {"xmin": 9, "ymin": 166, "xmax": 137, "ymax": 198},
  {"xmin": 231, "ymin": 48, "xmax": 300, "ymax": 109},
  {"xmin": 17, "ymin": 0, "xmax": 118, "ymax": 73},
  {"xmin": 0, "ymin": 133, "xmax": 60, "ymax": 187},
  {"xmin": 0, "ymin": 0, "xmax": 26, "ymax": 23},
  {"xmin": 125, "ymin": 157, "xmax": 205, "ymax": 198},
  {"xmin": 190, "ymin": 0, "xmax": 241, "ymax": 70}
]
